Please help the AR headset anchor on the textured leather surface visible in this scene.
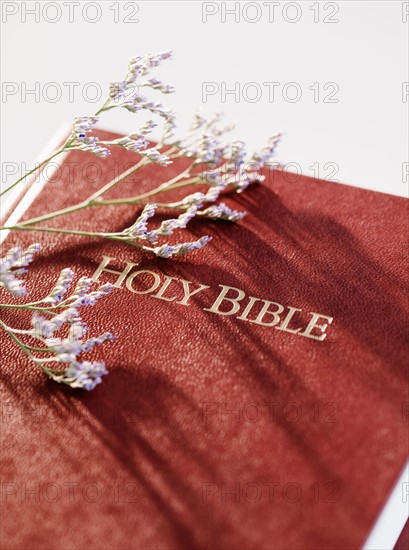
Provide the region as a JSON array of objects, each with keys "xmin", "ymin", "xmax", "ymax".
[{"xmin": 1, "ymin": 130, "xmax": 408, "ymax": 549}]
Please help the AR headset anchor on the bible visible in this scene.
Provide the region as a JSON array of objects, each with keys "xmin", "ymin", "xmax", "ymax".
[{"xmin": 1, "ymin": 129, "xmax": 408, "ymax": 549}]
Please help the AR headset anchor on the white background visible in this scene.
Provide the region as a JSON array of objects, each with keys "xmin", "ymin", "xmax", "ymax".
[
  {"xmin": 0, "ymin": 2, "xmax": 408, "ymax": 548},
  {"xmin": 1, "ymin": 0, "xmax": 408, "ymax": 198}
]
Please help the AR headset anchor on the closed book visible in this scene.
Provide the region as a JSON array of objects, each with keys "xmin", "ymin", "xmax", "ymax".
[{"xmin": 1, "ymin": 130, "xmax": 408, "ymax": 549}]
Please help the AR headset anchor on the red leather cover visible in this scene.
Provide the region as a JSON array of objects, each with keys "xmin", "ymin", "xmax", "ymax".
[
  {"xmin": 395, "ymin": 519, "xmax": 409, "ymax": 550},
  {"xmin": 1, "ymin": 130, "xmax": 408, "ymax": 549}
]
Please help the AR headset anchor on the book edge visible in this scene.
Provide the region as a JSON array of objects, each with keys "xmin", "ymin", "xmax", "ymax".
[
  {"xmin": 0, "ymin": 122, "xmax": 71, "ymax": 243},
  {"xmin": 363, "ymin": 461, "xmax": 409, "ymax": 550}
]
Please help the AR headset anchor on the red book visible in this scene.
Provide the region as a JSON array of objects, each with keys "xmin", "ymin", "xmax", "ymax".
[{"xmin": 1, "ymin": 130, "xmax": 408, "ymax": 549}]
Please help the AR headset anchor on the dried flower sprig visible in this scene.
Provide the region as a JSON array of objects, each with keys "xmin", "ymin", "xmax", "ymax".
[
  {"xmin": 0, "ymin": 51, "xmax": 282, "ymax": 390},
  {"xmin": 0, "ymin": 244, "xmax": 115, "ymax": 390},
  {"xmin": 0, "ymin": 243, "xmax": 42, "ymax": 296},
  {"xmin": 0, "ymin": 50, "xmax": 281, "ymax": 258}
]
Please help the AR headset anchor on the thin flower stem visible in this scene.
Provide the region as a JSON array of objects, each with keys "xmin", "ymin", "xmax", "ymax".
[
  {"xmin": 1, "ymin": 224, "xmax": 150, "ymax": 252},
  {"xmin": 23, "ymin": 345, "xmax": 53, "ymax": 353},
  {"xmin": 132, "ymin": 174, "xmax": 201, "ymax": 198},
  {"xmin": 31, "ymin": 357, "xmax": 61, "ymax": 364},
  {"xmin": 94, "ymin": 98, "xmax": 115, "ymax": 116},
  {"xmin": 0, "ymin": 319, "xmax": 36, "ymax": 360},
  {"xmin": 0, "ymin": 299, "xmax": 45, "ymax": 308},
  {"xmin": 4, "ymin": 225, "xmax": 117, "ymax": 238},
  {"xmin": 96, "ymin": 177, "xmax": 201, "ymax": 205},
  {"xmin": 86, "ymin": 157, "xmax": 148, "ymax": 202},
  {"xmin": 8, "ymin": 147, "xmax": 179, "ymax": 228},
  {"xmin": 0, "ymin": 168, "xmax": 199, "ymax": 232},
  {"xmin": 0, "ymin": 303, "xmax": 61, "ymax": 313},
  {"xmin": 0, "ymin": 149, "xmax": 65, "ymax": 198},
  {"xmin": 86, "ymin": 145, "xmax": 180, "ymax": 202},
  {"xmin": 1, "ymin": 314, "xmax": 74, "ymax": 378},
  {"xmin": 13, "ymin": 201, "xmax": 92, "ymax": 228},
  {"xmin": 0, "ymin": 323, "xmax": 32, "ymax": 334}
]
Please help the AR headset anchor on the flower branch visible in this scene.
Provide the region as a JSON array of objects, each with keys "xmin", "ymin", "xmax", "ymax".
[
  {"xmin": 1, "ymin": 50, "xmax": 281, "ymax": 259},
  {"xmin": 0, "ymin": 49, "xmax": 282, "ymax": 391},
  {"xmin": 1, "ymin": 244, "xmax": 116, "ymax": 390}
]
